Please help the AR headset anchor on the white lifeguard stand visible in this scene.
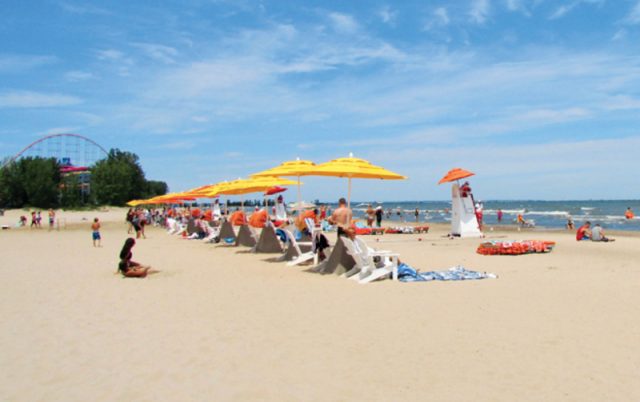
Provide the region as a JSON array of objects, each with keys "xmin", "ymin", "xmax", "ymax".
[
  {"xmin": 450, "ymin": 182, "xmax": 482, "ymax": 238},
  {"xmin": 438, "ymin": 168, "xmax": 483, "ymax": 238}
]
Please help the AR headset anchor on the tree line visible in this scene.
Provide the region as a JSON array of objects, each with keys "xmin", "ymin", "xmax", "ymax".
[{"xmin": 0, "ymin": 149, "xmax": 167, "ymax": 209}]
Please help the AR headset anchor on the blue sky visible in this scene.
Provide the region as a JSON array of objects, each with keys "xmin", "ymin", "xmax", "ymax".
[{"xmin": 1, "ymin": 0, "xmax": 640, "ymax": 201}]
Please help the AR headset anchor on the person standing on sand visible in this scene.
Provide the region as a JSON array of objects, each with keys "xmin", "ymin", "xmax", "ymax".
[
  {"xmin": 92, "ymin": 218, "xmax": 102, "ymax": 247},
  {"xmin": 375, "ymin": 206, "xmax": 383, "ymax": 227},
  {"xmin": 36, "ymin": 211, "xmax": 42, "ymax": 228},
  {"xmin": 328, "ymin": 197, "xmax": 352, "ymax": 237},
  {"xmin": 30, "ymin": 211, "xmax": 37, "ymax": 228},
  {"xmin": 48, "ymin": 209, "xmax": 55, "ymax": 230},
  {"xmin": 366, "ymin": 204, "xmax": 375, "ymax": 227}
]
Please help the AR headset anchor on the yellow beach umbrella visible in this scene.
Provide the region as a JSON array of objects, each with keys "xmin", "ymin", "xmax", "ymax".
[
  {"xmin": 200, "ymin": 177, "xmax": 298, "ymax": 212},
  {"xmin": 311, "ymin": 153, "xmax": 407, "ymax": 207},
  {"xmin": 126, "ymin": 199, "xmax": 146, "ymax": 207},
  {"xmin": 251, "ymin": 158, "xmax": 317, "ymax": 210}
]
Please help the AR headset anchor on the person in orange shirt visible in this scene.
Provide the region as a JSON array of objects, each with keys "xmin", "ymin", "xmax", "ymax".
[
  {"xmin": 229, "ymin": 208, "xmax": 246, "ymax": 226},
  {"xmin": 625, "ymin": 207, "xmax": 634, "ymax": 220},
  {"xmin": 295, "ymin": 208, "xmax": 318, "ymax": 235},
  {"xmin": 203, "ymin": 209, "xmax": 212, "ymax": 222},
  {"xmin": 249, "ymin": 209, "xmax": 268, "ymax": 228}
]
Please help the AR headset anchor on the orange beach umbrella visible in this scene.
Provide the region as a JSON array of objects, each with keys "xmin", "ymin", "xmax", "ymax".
[{"xmin": 438, "ymin": 168, "xmax": 475, "ymax": 184}]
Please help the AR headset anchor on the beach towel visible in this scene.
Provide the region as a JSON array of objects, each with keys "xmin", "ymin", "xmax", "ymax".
[{"xmin": 398, "ymin": 263, "xmax": 497, "ymax": 282}]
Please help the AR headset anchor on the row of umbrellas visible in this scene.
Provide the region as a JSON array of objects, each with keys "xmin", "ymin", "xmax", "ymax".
[{"xmin": 127, "ymin": 154, "xmax": 408, "ymax": 209}]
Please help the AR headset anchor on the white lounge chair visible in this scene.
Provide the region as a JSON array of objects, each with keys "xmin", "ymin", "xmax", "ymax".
[
  {"xmin": 283, "ymin": 229, "xmax": 315, "ymax": 266},
  {"xmin": 341, "ymin": 237, "xmax": 399, "ymax": 284}
]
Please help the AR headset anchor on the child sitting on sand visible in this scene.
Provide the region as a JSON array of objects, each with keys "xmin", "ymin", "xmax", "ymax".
[{"xmin": 117, "ymin": 238, "xmax": 153, "ymax": 278}]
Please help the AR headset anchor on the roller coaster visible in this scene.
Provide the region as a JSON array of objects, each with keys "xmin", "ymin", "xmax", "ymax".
[{"xmin": 2, "ymin": 133, "xmax": 109, "ymax": 170}]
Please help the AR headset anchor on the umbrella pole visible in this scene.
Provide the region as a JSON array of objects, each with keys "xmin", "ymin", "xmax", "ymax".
[
  {"xmin": 297, "ymin": 175, "xmax": 301, "ymax": 212},
  {"xmin": 348, "ymin": 177, "xmax": 352, "ymax": 208}
]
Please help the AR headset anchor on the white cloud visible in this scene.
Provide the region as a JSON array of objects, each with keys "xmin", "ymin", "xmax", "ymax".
[
  {"xmin": 550, "ymin": 0, "xmax": 605, "ymax": 20},
  {"xmin": 328, "ymin": 12, "xmax": 358, "ymax": 34},
  {"xmin": 0, "ymin": 54, "xmax": 56, "ymax": 73},
  {"xmin": 504, "ymin": 0, "xmax": 531, "ymax": 15},
  {"xmin": 434, "ymin": 7, "xmax": 450, "ymax": 25},
  {"xmin": 59, "ymin": 2, "xmax": 110, "ymax": 15},
  {"xmin": 469, "ymin": 0, "xmax": 490, "ymax": 24},
  {"xmin": 96, "ymin": 49, "xmax": 125, "ymax": 61},
  {"xmin": 131, "ymin": 43, "xmax": 178, "ymax": 64},
  {"xmin": 603, "ymin": 95, "xmax": 640, "ymax": 110},
  {"xmin": 0, "ymin": 91, "xmax": 82, "ymax": 108},
  {"xmin": 378, "ymin": 6, "xmax": 398, "ymax": 25},
  {"xmin": 64, "ymin": 70, "xmax": 94, "ymax": 82},
  {"xmin": 41, "ymin": 126, "xmax": 79, "ymax": 136},
  {"xmin": 627, "ymin": 0, "xmax": 640, "ymax": 24}
]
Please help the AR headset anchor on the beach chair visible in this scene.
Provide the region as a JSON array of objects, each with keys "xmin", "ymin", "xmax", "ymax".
[
  {"xmin": 218, "ymin": 220, "xmax": 237, "ymax": 244},
  {"xmin": 314, "ymin": 236, "xmax": 355, "ymax": 275},
  {"xmin": 186, "ymin": 218, "xmax": 198, "ymax": 236},
  {"xmin": 341, "ymin": 237, "xmax": 399, "ymax": 284},
  {"xmin": 282, "ymin": 229, "xmax": 315, "ymax": 266},
  {"xmin": 254, "ymin": 224, "xmax": 284, "ymax": 253},
  {"xmin": 235, "ymin": 224, "xmax": 258, "ymax": 247}
]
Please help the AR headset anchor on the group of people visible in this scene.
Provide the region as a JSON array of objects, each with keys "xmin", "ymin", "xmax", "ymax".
[
  {"xmin": 576, "ymin": 221, "xmax": 615, "ymax": 242},
  {"xmin": 21, "ymin": 209, "xmax": 56, "ymax": 229}
]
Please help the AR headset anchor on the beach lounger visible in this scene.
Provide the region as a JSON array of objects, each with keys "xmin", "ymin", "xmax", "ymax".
[
  {"xmin": 314, "ymin": 236, "xmax": 355, "ymax": 275},
  {"xmin": 341, "ymin": 237, "xmax": 399, "ymax": 284},
  {"xmin": 186, "ymin": 218, "xmax": 198, "ymax": 236},
  {"xmin": 253, "ymin": 224, "xmax": 284, "ymax": 253},
  {"xmin": 282, "ymin": 229, "xmax": 315, "ymax": 266},
  {"xmin": 235, "ymin": 224, "xmax": 258, "ymax": 247},
  {"xmin": 218, "ymin": 220, "xmax": 237, "ymax": 244}
]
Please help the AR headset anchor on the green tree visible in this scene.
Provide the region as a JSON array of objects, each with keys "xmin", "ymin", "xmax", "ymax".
[
  {"xmin": 0, "ymin": 157, "xmax": 60, "ymax": 208},
  {"xmin": 90, "ymin": 149, "xmax": 147, "ymax": 205},
  {"xmin": 145, "ymin": 180, "xmax": 168, "ymax": 198}
]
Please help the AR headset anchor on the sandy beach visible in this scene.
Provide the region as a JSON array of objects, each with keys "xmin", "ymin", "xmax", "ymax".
[{"xmin": 1, "ymin": 208, "xmax": 638, "ymax": 401}]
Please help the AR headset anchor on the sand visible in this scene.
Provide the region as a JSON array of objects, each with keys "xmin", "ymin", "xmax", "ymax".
[{"xmin": 1, "ymin": 208, "xmax": 639, "ymax": 401}]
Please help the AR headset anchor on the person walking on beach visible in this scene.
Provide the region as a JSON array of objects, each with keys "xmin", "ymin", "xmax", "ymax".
[
  {"xmin": 91, "ymin": 218, "xmax": 102, "ymax": 247},
  {"xmin": 375, "ymin": 206, "xmax": 383, "ymax": 227},
  {"xmin": 414, "ymin": 208, "xmax": 420, "ymax": 222},
  {"xmin": 366, "ymin": 204, "xmax": 375, "ymax": 227},
  {"xmin": 497, "ymin": 209, "xmax": 503, "ymax": 223},
  {"xmin": 30, "ymin": 211, "xmax": 37, "ymax": 228},
  {"xmin": 36, "ymin": 211, "xmax": 42, "ymax": 228},
  {"xmin": 328, "ymin": 197, "xmax": 352, "ymax": 237},
  {"xmin": 48, "ymin": 209, "xmax": 55, "ymax": 230},
  {"xmin": 566, "ymin": 216, "xmax": 575, "ymax": 230}
]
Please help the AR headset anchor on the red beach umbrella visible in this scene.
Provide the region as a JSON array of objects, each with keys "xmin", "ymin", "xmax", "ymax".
[{"xmin": 265, "ymin": 186, "xmax": 288, "ymax": 196}]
